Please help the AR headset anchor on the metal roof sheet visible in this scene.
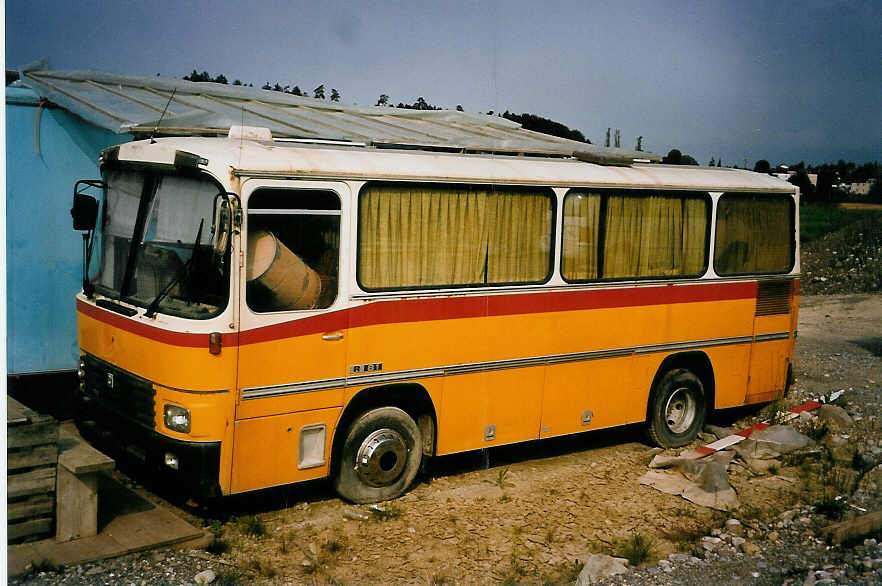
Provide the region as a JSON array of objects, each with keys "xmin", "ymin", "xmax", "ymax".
[{"xmin": 20, "ymin": 67, "xmax": 659, "ymax": 161}]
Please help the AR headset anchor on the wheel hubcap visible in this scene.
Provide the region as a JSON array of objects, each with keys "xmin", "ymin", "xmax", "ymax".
[
  {"xmin": 355, "ymin": 428, "xmax": 408, "ymax": 487},
  {"xmin": 664, "ymin": 387, "xmax": 697, "ymax": 434}
]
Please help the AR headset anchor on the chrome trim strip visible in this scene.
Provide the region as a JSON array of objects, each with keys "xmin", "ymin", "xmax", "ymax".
[
  {"xmin": 754, "ymin": 332, "xmax": 791, "ymax": 342},
  {"xmin": 244, "ymin": 377, "xmax": 347, "ymax": 399},
  {"xmin": 242, "ymin": 332, "xmax": 790, "ymax": 400},
  {"xmin": 633, "ymin": 336, "xmax": 754, "ymax": 354}
]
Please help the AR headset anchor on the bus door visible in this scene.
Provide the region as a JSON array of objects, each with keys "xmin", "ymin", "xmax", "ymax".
[
  {"xmin": 746, "ymin": 279, "xmax": 794, "ymax": 403},
  {"xmin": 231, "ymin": 180, "xmax": 350, "ymax": 493}
]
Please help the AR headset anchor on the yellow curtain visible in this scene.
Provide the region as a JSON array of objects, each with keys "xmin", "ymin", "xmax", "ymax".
[
  {"xmin": 714, "ymin": 196, "xmax": 792, "ymax": 274},
  {"xmin": 359, "ymin": 184, "xmax": 551, "ymax": 288},
  {"xmin": 486, "ymin": 191, "xmax": 551, "ymax": 283},
  {"xmin": 561, "ymin": 192, "xmax": 601, "ymax": 280},
  {"xmin": 682, "ymin": 198, "xmax": 707, "ymax": 274},
  {"xmin": 603, "ymin": 194, "xmax": 707, "ymax": 278}
]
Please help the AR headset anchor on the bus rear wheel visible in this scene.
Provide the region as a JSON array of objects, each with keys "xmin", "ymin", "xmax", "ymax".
[
  {"xmin": 333, "ymin": 407, "xmax": 422, "ymax": 504},
  {"xmin": 647, "ymin": 369, "xmax": 706, "ymax": 448}
]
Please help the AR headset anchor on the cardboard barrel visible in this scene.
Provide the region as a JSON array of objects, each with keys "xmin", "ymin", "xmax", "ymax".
[{"xmin": 246, "ymin": 230, "xmax": 321, "ymax": 310}]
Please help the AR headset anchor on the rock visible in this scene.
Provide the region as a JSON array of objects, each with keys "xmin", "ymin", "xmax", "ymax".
[
  {"xmin": 576, "ymin": 554, "xmax": 629, "ymax": 585},
  {"xmin": 768, "ymin": 531, "xmax": 780, "ymax": 542},
  {"xmin": 741, "ymin": 542, "xmax": 761, "ymax": 555},
  {"xmin": 735, "ymin": 425, "xmax": 813, "ymax": 460},
  {"xmin": 194, "ymin": 569, "xmax": 216, "ymax": 584},
  {"xmin": 732, "ymin": 536, "xmax": 746, "ymax": 548},
  {"xmin": 726, "ymin": 518, "xmax": 744, "ymax": 536},
  {"xmin": 85, "ymin": 566, "xmax": 105, "ymax": 576},
  {"xmin": 343, "ymin": 508, "xmax": 370, "ymax": 521},
  {"xmin": 818, "ymin": 404, "xmax": 854, "ymax": 429},
  {"xmin": 780, "ymin": 509, "xmax": 798, "ymax": 523},
  {"xmin": 827, "ymin": 435, "xmax": 855, "ymax": 464}
]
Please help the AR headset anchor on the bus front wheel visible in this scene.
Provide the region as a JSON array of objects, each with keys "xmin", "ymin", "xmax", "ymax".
[
  {"xmin": 333, "ymin": 407, "xmax": 422, "ymax": 504},
  {"xmin": 647, "ymin": 369, "xmax": 706, "ymax": 448}
]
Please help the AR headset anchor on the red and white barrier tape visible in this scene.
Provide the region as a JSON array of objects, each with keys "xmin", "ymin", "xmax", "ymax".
[{"xmin": 691, "ymin": 390, "xmax": 845, "ymax": 459}]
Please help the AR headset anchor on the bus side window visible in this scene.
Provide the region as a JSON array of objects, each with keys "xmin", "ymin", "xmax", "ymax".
[
  {"xmin": 246, "ymin": 189, "xmax": 341, "ymax": 312},
  {"xmin": 714, "ymin": 194, "xmax": 794, "ymax": 276}
]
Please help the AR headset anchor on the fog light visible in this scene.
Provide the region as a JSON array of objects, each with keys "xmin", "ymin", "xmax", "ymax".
[
  {"xmin": 163, "ymin": 404, "xmax": 191, "ymax": 433},
  {"xmin": 164, "ymin": 452, "xmax": 179, "ymax": 470}
]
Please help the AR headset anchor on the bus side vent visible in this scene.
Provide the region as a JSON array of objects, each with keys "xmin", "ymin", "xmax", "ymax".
[{"xmin": 755, "ymin": 280, "xmax": 792, "ymax": 316}]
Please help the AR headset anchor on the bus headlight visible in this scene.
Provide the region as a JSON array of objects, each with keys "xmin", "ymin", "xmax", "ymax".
[{"xmin": 163, "ymin": 404, "xmax": 191, "ymax": 433}]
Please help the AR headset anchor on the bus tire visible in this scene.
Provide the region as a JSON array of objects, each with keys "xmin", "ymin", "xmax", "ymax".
[
  {"xmin": 647, "ymin": 369, "xmax": 706, "ymax": 448},
  {"xmin": 333, "ymin": 407, "xmax": 422, "ymax": 504}
]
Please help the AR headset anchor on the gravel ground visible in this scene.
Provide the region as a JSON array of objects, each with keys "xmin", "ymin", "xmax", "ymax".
[
  {"xmin": 10, "ymin": 294, "xmax": 881, "ymax": 586},
  {"xmin": 592, "ymin": 295, "xmax": 882, "ymax": 586},
  {"xmin": 801, "ymin": 213, "xmax": 882, "ymax": 296}
]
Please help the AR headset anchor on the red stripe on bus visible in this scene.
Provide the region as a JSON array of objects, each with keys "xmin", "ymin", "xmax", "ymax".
[
  {"xmin": 486, "ymin": 281, "xmax": 757, "ymax": 316},
  {"xmin": 77, "ymin": 299, "xmax": 237, "ymax": 348},
  {"xmin": 80, "ymin": 281, "xmax": 760, "ymax": 348}
]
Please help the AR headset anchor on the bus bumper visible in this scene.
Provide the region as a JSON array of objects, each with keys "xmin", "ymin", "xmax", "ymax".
[{"xmin": 75, "ymin": 395, "xmax": 222, "ymax": 499}]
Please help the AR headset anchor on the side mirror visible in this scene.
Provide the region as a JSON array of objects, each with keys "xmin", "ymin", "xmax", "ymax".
[{"xmin": 71, "ymin": 192, "xmax": 99, "ymax": 231}]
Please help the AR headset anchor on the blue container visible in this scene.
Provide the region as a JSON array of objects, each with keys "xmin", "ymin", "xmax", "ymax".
[{"xmin": 6, "ymin": 86, "xmax": 130, "ymax": 374}]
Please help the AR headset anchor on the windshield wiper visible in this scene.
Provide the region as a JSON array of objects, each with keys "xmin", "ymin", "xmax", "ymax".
[{"xmin": 144, "ymin": 219, "xmax": 203, "ymax": 318}]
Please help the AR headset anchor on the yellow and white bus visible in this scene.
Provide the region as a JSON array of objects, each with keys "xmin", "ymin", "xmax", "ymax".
[{"xmin": 71, "ymin": 131, "xmax": 799, "ymax": 502}]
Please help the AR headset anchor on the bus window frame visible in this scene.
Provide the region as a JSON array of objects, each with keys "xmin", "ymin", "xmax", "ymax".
[
  {"xmin": 355, "ymin": 181, "xmax": 558, "ymax": 293},
  {"xmin": 559, "ymin": 188, "xmax": 712, "ymax": 285},
  {"xmin": 243, "ymin": 185, "xmax": 344, "ymax": 315},
  {"xmin": 713, "ymin": 192, "xmax": 796, "ymax": 278}
]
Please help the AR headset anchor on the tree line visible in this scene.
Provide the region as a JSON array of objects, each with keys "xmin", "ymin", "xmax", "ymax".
[{"xmin": 180, "ymin": 70, "xmax": 593, "ymax": 143}]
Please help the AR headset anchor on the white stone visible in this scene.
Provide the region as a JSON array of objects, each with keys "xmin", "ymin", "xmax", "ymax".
[
  {"xmin": 576, "ymin": 554, "xmax": 629, "ymax": 585},
  {"xmin": 194, "ymin": 570, "xmax": 216, "ymax": 585}
]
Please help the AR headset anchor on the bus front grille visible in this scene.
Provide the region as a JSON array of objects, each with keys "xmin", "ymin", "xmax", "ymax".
[{"xmin": 82, "ymin": 355, "xmax": 156, "ymax": 428}]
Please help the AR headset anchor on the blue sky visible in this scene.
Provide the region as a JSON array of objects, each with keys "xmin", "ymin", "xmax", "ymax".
[{"xmin": 6, "ymin": 0, "xmax": 880, "ymax": 165}]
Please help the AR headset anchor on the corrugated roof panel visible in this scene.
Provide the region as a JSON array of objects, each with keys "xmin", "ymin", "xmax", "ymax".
[{"xmin": 20, "ymin": 68, "xmax": 659, "ymax": 161}]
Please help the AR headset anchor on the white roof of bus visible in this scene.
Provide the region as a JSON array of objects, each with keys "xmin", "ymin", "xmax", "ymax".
[{"xmin": 122, "ymin": 136, "xmax": 797, "ymax": 194}]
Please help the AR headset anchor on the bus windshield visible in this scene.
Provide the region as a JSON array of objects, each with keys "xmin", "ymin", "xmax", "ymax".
[{"xmin": 90, "ymin": 168, "xmax": 230, "ymax": 319}]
